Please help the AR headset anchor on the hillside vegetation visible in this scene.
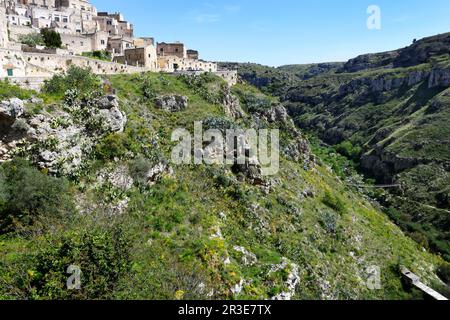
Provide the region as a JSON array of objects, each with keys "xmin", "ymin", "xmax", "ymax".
[
  {"xmin": 0, "ymin": 68, "xmax": 447, "ymax": 300},
  {"xmin": 223, "ymin": 32, "xmax": 450, "ymax": 262}
]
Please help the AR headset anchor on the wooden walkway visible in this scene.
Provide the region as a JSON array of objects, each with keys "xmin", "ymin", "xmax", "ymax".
[{"xmin": 401, "ymin": 266, "xmax": 448, "ymax": 300}]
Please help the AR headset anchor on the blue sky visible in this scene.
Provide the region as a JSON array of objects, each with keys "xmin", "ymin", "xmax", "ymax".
[{"xmin": 91, "ymin": 0, "xmax": 450, "ymax": 66}]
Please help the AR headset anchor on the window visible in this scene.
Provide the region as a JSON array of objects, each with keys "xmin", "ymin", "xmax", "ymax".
[
  {"xmin": 63, "ymin": 18, "xmax": 68, "ymax": 23},
  {"xmin": 101, "ymin": 40, "xmax": 105, "ymax": 45},
  {"xmin": 7, "ymin": 69, "xmax": 13, "ymax": 77},
  {"xmin": 55, "ymin": 17, "xmax": 60, "ymax": 22},
  {"xmin": 160, "ymin": 48, "xmax": 164, "ymax": 52}
]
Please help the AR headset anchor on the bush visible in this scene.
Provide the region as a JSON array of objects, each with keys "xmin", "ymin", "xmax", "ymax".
[
  {"xmin": 335, "ymin": 141, "xmax": 362, "ymax": 160},
  {"xmin": 0, "ymin": 79, "xmax": 34, "ymax": 100},
  {"xmin": 42, "ymin": 66, "xmax": 101, "ymax": 98},
  {"xmin": 82, "ymin": 50, "xmax": 111, "ymax": 61},
  {"xmin": 322, "ymin": 191, "xmax": 347, "ymax": 215},
  {"xmin": 0, "ymin": 159, "xmax": 74, "ymax": 233},
  {"xmin": 437, "ymin": 263, "xmax": 450, "ymax": 285},
  {"xmin": 243, "ymin": 93, "xmax": 272, "ymax": 113},
  {"xmin": 29, "ymin": 226, "xmax": 131, "ymax": 299},
  {"xmin": 128, "ymin": 156, "xmax": 153, "ymax": 186},
  {"xmin": 40, "ymin": 28, "xmax": 62, "ymax": 48},
  {"xmin": 320, "ymin": 211, "xmax": 339, "ymax": 235},
  {"xmin": 95, "ymin": 133, "xmax": 129, "ymax": 160},
  {"xmin": 19, "ymin": 33, "xmax": 45, "ymax": 47}
]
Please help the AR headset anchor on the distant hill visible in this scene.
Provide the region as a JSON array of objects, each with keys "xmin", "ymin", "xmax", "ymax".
[{"xmin": 225, "ymin": 32, "xmax": 450, "ymax": 262}]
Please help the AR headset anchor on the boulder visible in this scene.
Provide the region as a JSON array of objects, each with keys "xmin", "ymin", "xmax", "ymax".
[
  {"xmin": 96, "ymin": 95, "xmax": 119, "ymax": 109},
  {"xmin": 222, "ymin": 89, "xmax": 245, "ymax": 120},
  {"xmin": 0, "ymin": 98, "xmax": 24, "ymax": 120},
  {"xmin": 155, "ymin": 95, "xmax": 188, "ymax": 112},
  {"xmin": 99, "ymin": 107, "xmax": 127, "ymax": 133}
]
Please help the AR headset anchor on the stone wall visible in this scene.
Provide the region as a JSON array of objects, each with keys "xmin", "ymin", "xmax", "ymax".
[
  {"xmin": 157, "ymin": 55, "xmax": 217, "ymax": 73},
  {"xmin": 0, "ymin": 48, "xmax": 147, "ymax": 78},
  {"xmin": 0, "ymin": 8, "xmax": 8, "ymax": 49},
  {"xmin": 157, "ymin": 42, "xmax": 186, "ymax": 59},
  {"xmin": 60, "ymin": 33, "xmax": 93, "ymax": 54},
  {"xmin": 174, "ymin": 70, "xmax": 237, "ymax": 86},
  {"xmin": 123, "ymin": 44, "xmax": 157, "ymax": 70},
  {"xmin": 215, "ymin": 70, "xmax": 238, "ymax": 86}
]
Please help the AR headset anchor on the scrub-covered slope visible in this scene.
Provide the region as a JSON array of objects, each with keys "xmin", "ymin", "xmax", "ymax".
[
  {"xmin": 0, "ymin": 69, "xmax": 446, "ymax": 300},
  {"xmin": 222, "ymin": 33, "xmax": 450, "ymax": 262}
]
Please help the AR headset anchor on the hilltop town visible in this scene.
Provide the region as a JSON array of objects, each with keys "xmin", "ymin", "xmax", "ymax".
[{"xmin": 0, "ymin": 0, "xmax": 237, "ymax": 88}]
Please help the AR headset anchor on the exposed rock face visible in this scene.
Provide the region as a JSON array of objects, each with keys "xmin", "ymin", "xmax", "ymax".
[
  {"xmin": 0, "ymin": 98, "xmax": 24, "ymax": 124},
  {"xmin": 342, "ymin": 33, "xmax": 450, "ymax": 73},
  {"xmin": 269, "ymin": 258, "xmax": 300, "ymax": 301},
  {"xmin": 155, "ymin": 95, "xmax": 188, "ymax": 112},
  {"xmin": 222, "ymin": 88, "xmax": 245, "ymax": 120},
  {"xmin": 233, "ymin": 246, "xmax": 257, "ymax": 266},
  {"xmin": 2, "ymin": 95, "xmax": 127, "ymax": 176},
  {"xmin": 96, "ymin": 94, "xmax": 120, "ymax": 109},
  {"xmin": 146, "ymin": 162, "xmax": 173, "ymax": 186},
  {"xmin": 99, "ymin": 106, "xmax": 127, "ymax": 133},
  {"xmin": 259, "ymin": 105, "xmax": 290, "ymax": 124},
  {"xmin": 97, "ymin": 165, "xmax": 134, "ymax": 191},
  {"xmin": 284, "ymin": 137, "xmax": 313, "ymax": 166},
  {"xmin": 429, "ymin": 68, "xmax": 450, "ymax": 88},
  {"xmin": 342, "ymin": 50, "xmax": 399, "ymax": 73}
]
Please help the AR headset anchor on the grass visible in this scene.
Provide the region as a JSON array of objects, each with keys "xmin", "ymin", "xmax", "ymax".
[{"xmin": 0, "ymin": 71, "xmax": 445, "ymax": 300}]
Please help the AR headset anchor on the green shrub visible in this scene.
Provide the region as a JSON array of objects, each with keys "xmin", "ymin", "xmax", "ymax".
[
  {"xmin": 128, "ymin": 156, "xmax": 153, "ymax": 186},
  {"xmin": 42, "ymin": 66, "xmax": 101, "ymax": 98},
  {"xmin": 322, "ymin": 191, "xmax": 347, "ymax": 215},
  {"xmin": 29, "ymin": 225, "xmax": 131, "ymax": 299},
  {"xmin": 243, "ymin": 93, "xmax": 272, "ymax": 113},
  {"xmin": 95, "ymin": 133, "xmax": 129, "ymax": 160},
  {"xmin": 437, "ymin": 263, "xmax": 450, "ymax": 284},
  {"xmin": 335, "ymin": 141, "xmax": 362, "ymax": 160},
  {"xmin": 40, "ymin": 28, "xmax": 62, "ymax": 48},
  {"xmin": 140, "ymin": 76, "xmax": 157, "ymax": 102},
  {"xmin": 19, "ymin": 33, "xmax": 45, "ymax": 47},
  {"xmin": 320, "ymin": 211, "xmax": 339, "ymax": 235},
  {"xmin": 82, "ymin": 50, "xmax": 111, "ymax": 61},
  {"xmin": 0, "ymin": 79, "xmax": 34, "ymax": 100},
  {"xmin": 0, "ymin": 159, "xmax": 74, "ymax": 233}
]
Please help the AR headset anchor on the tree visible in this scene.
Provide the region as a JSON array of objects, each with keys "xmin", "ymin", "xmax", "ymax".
[
  {"xmin": 19, "ymin": 33, "xmax": 45, "ymax": 47},
  {"xmin": 40, "ymin": 28, "xmax": 62, "ymax": 49}
]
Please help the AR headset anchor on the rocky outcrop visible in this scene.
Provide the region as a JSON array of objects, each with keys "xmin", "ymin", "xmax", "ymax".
[
  {"xmin": 428, "ymin": 68, "xmax": 450, "ymax": 88},
  {"xmin": 0, "ymin": 98, "xmax": 24, "ymax": 124},
  {"xmin": 284, "ymin": 137, "xmax": 314, "ymax": 168},
  {"xmin": 258, "ymin": 105, "xmax": 290, "ymax": 124},
  {"xmin": 361, "ymin": 147, "xmax": 428, "ymax": 182},
  {"xmin": 155, "ymin": 95, "xmax": 188, "ymax": 112},
  {"xmin": 99, "ymin": 106, "xmax": 127, "ymax": 133},
  {"xmin": 146, "ymin": 162, "xmax": 173, "ymax": 186},
  {"xmin": 3, "ymin": 95, "xmax": 127, "ymax": 176},
  {"xmin": 269, "ymin": 258, "xmax": 300, "ymax": 301},
  {"xmin": 222, "ymin": 89, "xmax": 245, "ymax": 120},
  {"xmin": 95, "ymin": 94, "xmax": 120, "ymax": 109},
  {"xmin": 342, "ymin": 51, "xmax": 399, "ymax": 73}
]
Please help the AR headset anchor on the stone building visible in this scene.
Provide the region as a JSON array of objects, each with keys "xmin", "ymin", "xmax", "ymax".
[
  {"xmin": 0, "ymin": 7, "xmax": 8, "ymax": 48},
  {"xmin": 94, "ymin": 11, "xmax": 133, "ymax": 38},
  {"xmin": 107, "ymin": 35, "xmax": 133, "ymax": 56},
  {"xmin": 157, "ymin": 55, "xmax": 217, "ymax": 73},
  {"xmin": 133, "ymin": 37, "xmax": 154, "ymax": 48},
  {"xmin": 187, "ymin": 49, "xmax": 198, "ymax": 60},
  {"xmin": 0, "ymin": 0, "xmax": 233, "ymax": 84},
  {"xmin": 120, "ymin": 44, "xmax": 157, "ymax": 70},
  {"xmin": 157, "ymin": 42, "xmax": 186, "ymax": 59}
]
